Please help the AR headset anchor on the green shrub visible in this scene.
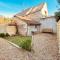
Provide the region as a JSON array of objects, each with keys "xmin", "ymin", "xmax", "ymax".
[
  {"xmin": 6, "ymin": 33, "xmax": 9, "ymax": 36},
  {"xmin": 0, "ymin": 33, "xmax": 10, "ymax": 37},
  {"xmin": 20, "ymin": 39, "xmax": 31, "ymax": 51},
  {"xmin": 0, "ymin": 33, "xmax": 5, "ymax": 37}
]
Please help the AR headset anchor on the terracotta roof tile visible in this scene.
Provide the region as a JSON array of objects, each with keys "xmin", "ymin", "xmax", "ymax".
[
  {"xmin": 15, "ymin": 15, "xmax": 40, "ymax": 25},
  {"xmin": 15, "ymin": 3, "xmax": 44, "ymax": 16}
]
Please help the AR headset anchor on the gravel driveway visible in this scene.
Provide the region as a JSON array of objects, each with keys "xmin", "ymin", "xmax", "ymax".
[
  {"xmin": 32, "ymin": 33, "xmax": 58, "ymax": 60},
  {"xmin": 0, "ymin": 33, "xmax": 59, "ymax": 60},
  {"xmin": 0, "ymin": 38, "xmax": 32, "ymax": 60}
]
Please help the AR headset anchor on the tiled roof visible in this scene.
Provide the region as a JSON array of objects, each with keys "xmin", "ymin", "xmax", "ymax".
[
  {"xmin": 16, "ymin": 8, "xmax": 30, "ymax": 16},
  {"xmin": 15, "ymin": 3, "xmax": 44, "ymax": 16},
  {"xmin": 8, "ymin": 21, "xmax": 17, "ymax": 26},
  {"xmin": 40, "ymin": 16, "xmax": 55, "ymax": 19},
  {"xmin": 13, "ymin": 3, "xmax": 46, "ymax": 25},
  {"xmin": 15, "ymin": 15, "xmax": 40, "ymax": 25}
]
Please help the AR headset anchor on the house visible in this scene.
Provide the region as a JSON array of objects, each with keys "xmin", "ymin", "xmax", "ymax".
[
  {"xmin": 13, "ymin": 2, "xmax": 57, "ymax": 36},
  {"xmin": 13, "ymin": 3, "xmax": 48, "ymax": 36}
]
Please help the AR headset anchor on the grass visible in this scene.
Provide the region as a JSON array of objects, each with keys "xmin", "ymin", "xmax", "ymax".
[{"xmin": 4, "ymin": 36, "xmax": 32, "ymax": 51}]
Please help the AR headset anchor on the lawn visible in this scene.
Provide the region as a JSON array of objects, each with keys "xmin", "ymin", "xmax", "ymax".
[
  {"xmin": 4, "ymin": 36, "xmax": 32, "ymax": 51},
  {"xmin": 4, "ymin": 36, "xmax": 32, "ymax": 46}
]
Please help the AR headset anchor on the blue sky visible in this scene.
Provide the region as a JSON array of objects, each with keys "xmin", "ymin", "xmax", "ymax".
[{"xmin": 0, "ymin": 0, "xmax": 58, "ymax": 17}]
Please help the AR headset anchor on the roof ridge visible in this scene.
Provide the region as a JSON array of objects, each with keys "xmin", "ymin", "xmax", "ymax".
[
  {"xmin": 25, "ymin": 3, "xmax": 45, "ymax": 16},
  {"xmin": 15, "ymin": 3, "xmax": 45, "ymax": 16}
]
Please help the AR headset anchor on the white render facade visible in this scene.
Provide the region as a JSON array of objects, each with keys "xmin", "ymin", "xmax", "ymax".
[{"xmin": 39, "ymin": 16, "xmax": 57, "ymax": 33}]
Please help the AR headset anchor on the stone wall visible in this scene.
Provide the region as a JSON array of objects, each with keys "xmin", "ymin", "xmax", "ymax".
[
  {"xmin": 57, "ymin": 20, "xmax": 60, "ymax": 53},
  {"xmin": 0, "ymin": 24, "xmax": 16, "ymax": 36},
  {"xmin": 0, "ymin": 24, "xmax": 7, "ymax": 34},
  {"xmin": 6, "ymin": 26, "xmax": 16, "ymax": 36}
]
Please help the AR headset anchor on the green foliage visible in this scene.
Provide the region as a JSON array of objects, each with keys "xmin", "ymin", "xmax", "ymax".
[
  {"xmin": 20, "ymin": 39, "xmax": 31, "ymax": 51},
  {"xmin": 55, "ymin": 0, "xmax": 60, "ymax": 22},
  {"xmin": 0, "ymin": 33, "xmax": 9, "ymax": 37},
  {"xmin": 6, "ymin": 33, "xmax": 10, "ymax": 36},
  {"xmin": 57, "ymin": 0, "xmax": 60, "ymax": 4},
  {"xmin": 0, "ymin": 33, "xmax": 5, "ymax": 37},
  {"xmin": 55, "ymin": 11, "xmax": 60, "ymax": 22},
  {"xmin": 4, "ymin": 36, "xmax": 32, "ymax": 51}
]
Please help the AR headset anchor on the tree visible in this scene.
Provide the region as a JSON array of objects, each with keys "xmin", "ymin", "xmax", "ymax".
[
  {"xmin": 55, "ymin": 0, "xmax": 60, "ymax": 22},
  {"xmin": 55, "ymin": 11, "xmax": 60, "ymax": 22},
  {"xmin": 57, "ymin": 0, "xmax": 60, "ymax": 4}
]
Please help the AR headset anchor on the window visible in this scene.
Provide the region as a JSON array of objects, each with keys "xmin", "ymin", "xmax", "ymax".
[{"xmin": 35, "ymin": 25, "xmax": 37, "ymax": 28}]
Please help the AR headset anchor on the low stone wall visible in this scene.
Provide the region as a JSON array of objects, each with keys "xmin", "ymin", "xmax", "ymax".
[
  {"xmin": 57, "ymin": 20, "xmax": 60, "ymax": 54},
  {"xmin": 0, "ymin": 24, "xmax": 17, "ymax": 36},
  {"xmin": 6, "ymin": 26, "xmax": 16, "ymax": 36},
  {"xmin": 0, "ymin": 24, "xmax": 7, "ymax": 34}
]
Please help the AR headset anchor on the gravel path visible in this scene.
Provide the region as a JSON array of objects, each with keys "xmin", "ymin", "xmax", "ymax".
[
  {"xmin": 0, "ymin": 38, "xmax": 31, "ymax": 60},
  {"xmin": 32, "ymin": 33, "xmax": 58, "ymax": 60},
  {"xmin": 0, "ymin": 33, "xmax": 59, "ymax": 60}
]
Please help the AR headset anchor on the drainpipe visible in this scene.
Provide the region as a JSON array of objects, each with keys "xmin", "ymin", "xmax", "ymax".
[{"xmin": 26, "ymin": 24, "xmax": 28, "ymax": 36}]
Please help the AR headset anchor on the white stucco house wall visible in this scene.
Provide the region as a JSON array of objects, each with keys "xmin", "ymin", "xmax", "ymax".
[{"xmin": 40, "ymin": 16, "xmax": 57, "ymax": 33}]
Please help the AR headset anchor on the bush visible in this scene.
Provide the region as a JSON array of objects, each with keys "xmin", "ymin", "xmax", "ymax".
[
  {"xmin": 0, "ymin": 33, "xmax": 10, "ymax": 37},
  {"xmin": 0, "ymin": 33, "xmax": 5, "ymax": 37},
  {"xmin": 20, "ymin": 39, "xmax": 31, "ymax": 51},
  {"xmin": 6, "ymin": 33, "xmax": 9, "ymax": 36}
]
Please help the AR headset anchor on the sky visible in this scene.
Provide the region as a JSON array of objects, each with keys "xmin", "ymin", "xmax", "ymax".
[{"xmin": 0, "ymin": 0, "xmax": 58, "ymax": 17}]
